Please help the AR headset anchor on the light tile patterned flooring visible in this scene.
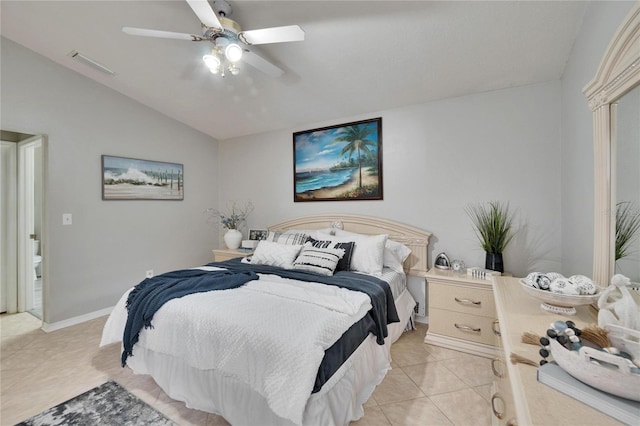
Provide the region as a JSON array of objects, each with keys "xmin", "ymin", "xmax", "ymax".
[{"xmin": 1, "ymin": 313, "xmax": 492, "ymax": 425}]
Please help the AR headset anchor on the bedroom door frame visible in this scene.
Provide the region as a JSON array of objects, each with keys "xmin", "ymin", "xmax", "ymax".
[
  {"xmin": 17, "ymin": 135, "xmax": 44, "ymax": 317},
  {"xmin": 1, "ymin": 141, "xmax": 18, "ymax": 313}
]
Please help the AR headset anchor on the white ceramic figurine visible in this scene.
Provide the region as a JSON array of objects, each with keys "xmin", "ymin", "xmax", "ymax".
[{"xmin": 598, "ymin": 274, "xmax": 640, "ymax": 331}]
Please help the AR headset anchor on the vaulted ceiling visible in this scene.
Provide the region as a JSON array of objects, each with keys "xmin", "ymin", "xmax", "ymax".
[{"xmin": 1, "ymin": 1, "xmax": 588, "ymax": 140}]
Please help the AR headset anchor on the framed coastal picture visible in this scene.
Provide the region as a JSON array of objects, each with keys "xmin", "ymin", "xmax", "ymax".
[
  {"xmin": 102, "ymin": 155, "xmax": 184, "ymax": 200},
  {"xmin": 293, "ymin": 117, "xmax": 383, "ymax": 202}
]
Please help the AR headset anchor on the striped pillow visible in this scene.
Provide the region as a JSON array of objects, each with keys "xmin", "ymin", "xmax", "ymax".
[
  {"xmin": 292, "ymin": 244, "xmax": 345, "ymax": 276},
  {"xmin": 306, "ymin": 237, "xmax": 355, "ymax": 272},
  {"xmin": 266, "ymin": 230, "xmax": 310, "ymax": 245}
]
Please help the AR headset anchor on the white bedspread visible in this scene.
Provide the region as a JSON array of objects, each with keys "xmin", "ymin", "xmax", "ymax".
[{"xmin": 101, "ymin": 267, "xmax": 372, "ymax": 425}]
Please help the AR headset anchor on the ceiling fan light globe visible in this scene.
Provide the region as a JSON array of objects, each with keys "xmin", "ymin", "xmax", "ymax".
[
  {"xmin": 203, "ymin": 54, "xmax": 221, "ymax": 69},
  {"xmin": 225, "ymin": 43, "xmax": 243, "ymax": 63}
]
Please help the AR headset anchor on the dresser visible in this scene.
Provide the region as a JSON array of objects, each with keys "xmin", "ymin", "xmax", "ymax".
[
  {"xmin": 491, "ymin": 276, "xmax": 621, "ymax": 425},
  {"xmin": 425, "ymin": 268, "xmax": 498, "ymax": 358},
  {"xmin": 211, "ymin": 248, "xmax": 253, "ymax": 262}
]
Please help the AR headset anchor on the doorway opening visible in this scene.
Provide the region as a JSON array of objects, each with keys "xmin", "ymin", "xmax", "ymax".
[{"xmin": 0, "ymin": 130, "xmax": 44, "ymax": 323}]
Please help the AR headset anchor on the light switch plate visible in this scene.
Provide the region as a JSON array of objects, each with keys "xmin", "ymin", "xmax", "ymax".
[{"xmin": 62, "ymin": 213, "xmax": 72, "ymax": 225}]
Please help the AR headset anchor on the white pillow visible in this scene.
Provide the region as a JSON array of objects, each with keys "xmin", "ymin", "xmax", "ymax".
[
  {"xmin": 384, "ymin": 239, "xmax": 412, "ymax": 273},
  {"xmin": 251, "ymin": 241, "xmax": 303, "ymax": 269},
  {"xmin": 320, "ymin": 232, "xmax": 387, "ymax": 276},
  {"xmin": 333, "ymin": 229, "xmax": 411, "ymax": 273},
  {"xmin": 292, "ymin": 244, "xmax": 345, "ymax": 276}
]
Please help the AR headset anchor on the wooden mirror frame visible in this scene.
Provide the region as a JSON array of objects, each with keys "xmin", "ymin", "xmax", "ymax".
[{"xmin": 583, "ymin": 3, "xmax": 640, "ymax": 287}]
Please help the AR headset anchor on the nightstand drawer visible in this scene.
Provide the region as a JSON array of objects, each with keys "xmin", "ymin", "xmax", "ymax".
[
  {"xmin": 429, "ymin": 281, "xmax": 496, "ymax": 318},
  {"xmin": 429, "ymin": 308, "xmax": 497, "ymax": 346}
]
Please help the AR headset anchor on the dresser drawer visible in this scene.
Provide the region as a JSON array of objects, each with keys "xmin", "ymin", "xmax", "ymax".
[
  {"xmin": 429, "ymin": 308, "xmax": 497, "ymax": 346},
  {"xmin": 429, "ymin": 281, "xmax": 496, "ymax": 318}
]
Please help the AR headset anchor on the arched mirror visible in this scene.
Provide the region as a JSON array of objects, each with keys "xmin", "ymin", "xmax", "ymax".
[{"xmin": 584, "ymin": 3, "xmax": 640, "ymax": 287}]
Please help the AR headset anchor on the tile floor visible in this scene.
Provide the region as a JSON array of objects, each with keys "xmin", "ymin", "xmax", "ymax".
[{"xmin": 1, "ymin": 313, "xmax": 492, "ymax": 425}]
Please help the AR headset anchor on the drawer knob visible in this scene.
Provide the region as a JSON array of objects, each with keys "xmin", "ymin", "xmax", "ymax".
[
  {"xmin": 454, "ymin": 323, "xmax": 481, "ymax": 333},
  {"xmin": 491, "ymin": 393, "xmax": 506, "ymax": 420},
  {"xmin": 454, "ymin": 297, "xmax": 481, "ymax": 306}
]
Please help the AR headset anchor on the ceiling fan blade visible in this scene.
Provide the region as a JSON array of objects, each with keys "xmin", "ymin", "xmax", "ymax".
[
  {"xmin": 242, "ymin": 50, "xmax": 284, "ymax": 77},
  {"xmin": 122, "ymin": 27, "xmax": 203, "ymax": 41},
  {"xmin": 185, "ymin": 0, "xmax": 222, "ymax": 29},
  {"xmin": 240, "ymin": 25, "xmax": 304, "ymax": 45}
]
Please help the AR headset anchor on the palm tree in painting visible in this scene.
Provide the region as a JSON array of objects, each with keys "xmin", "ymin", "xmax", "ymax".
[{"xmin": 331, "ymin": 123, "xmax": 376, "ymax": 188}]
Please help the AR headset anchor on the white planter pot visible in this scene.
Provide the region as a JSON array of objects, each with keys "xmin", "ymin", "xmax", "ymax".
[{"xmin": 224, "ymin": 229, "xmax": 243, "ymax": 249}]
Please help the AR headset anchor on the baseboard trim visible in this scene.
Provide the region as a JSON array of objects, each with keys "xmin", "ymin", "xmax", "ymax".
[
  {"xmin": 415, "ymin": 315, "xmax": 428, "ymax": 324},
  {"xmin": 42, "ymin": 306, "xmax": 113, "ymax": 332},
  {"xmin": 424, "ymin": 332, "xmax": 497, "ymax": 358}
]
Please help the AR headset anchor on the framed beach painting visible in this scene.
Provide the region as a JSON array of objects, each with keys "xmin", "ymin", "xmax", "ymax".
[
  {"xmin": 293, "ymin": 117, "xmax": 383, "ymax": 202},
  {"xmin": 102, "ymin": 155, "xmax": 184, "ymax": 200}
]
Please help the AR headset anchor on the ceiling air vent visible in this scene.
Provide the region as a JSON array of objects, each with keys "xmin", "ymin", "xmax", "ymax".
[{"xmin": 67, "ymin": 50, "xmax": 115, "ymax": 76}]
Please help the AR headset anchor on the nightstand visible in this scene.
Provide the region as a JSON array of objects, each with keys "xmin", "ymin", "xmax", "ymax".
[
  {"xmin": 424, "ymin": 268, "xmax": 499, "ymax": 358},
  {"xmin": 212, "ymin": 248, "xmax": 253, "ymax": 262}
]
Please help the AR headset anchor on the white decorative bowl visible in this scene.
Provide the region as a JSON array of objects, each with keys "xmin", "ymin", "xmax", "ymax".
[
  {"xmin": 519, "ymin": 279, "xmax": 602, "ymax": 315},
  {"xmin": 549, "ymin": 327, "xmax": 640, "ymax": 401}
]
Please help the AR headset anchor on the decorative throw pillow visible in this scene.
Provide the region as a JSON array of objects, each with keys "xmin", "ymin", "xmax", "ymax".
[
  {"xmin": 251, "ymin": 241, "xmax": 303, "ymax": 269},
  {"xmin": 292, "ymin": 244, "xmax": 345, "ymax": 276},
  {"xmin": 265, "ymin": 230, "xmax": 310, "ymax": 245},
  {"xmin": 334, "ymin": 230, "xmax": 411, "ymax": 273},
  {"xmin": 306, "ymin": 237, "xmax": 355, "ymax": 272}
]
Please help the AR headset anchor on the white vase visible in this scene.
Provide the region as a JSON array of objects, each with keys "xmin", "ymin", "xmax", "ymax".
[{"xmin": 224, "ymin": 229, "xmax": 243, "ymax": 249}]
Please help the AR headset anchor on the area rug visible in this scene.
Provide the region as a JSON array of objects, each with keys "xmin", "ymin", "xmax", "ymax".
[{"xmin": 16, "ymin": 380, "xmax": 176, "ymax": 425}]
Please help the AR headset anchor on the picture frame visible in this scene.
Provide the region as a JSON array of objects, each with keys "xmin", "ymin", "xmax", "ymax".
[
  {"xmin": 293, "ymin": 117, "xmax": 383, "ymax": 202},
  {"xmin": 102, "ymin": 155, "xmax": 184, "ymax": 200},
  {"xmin": 248, "ymin": 229, "xmax": 268, "ymax": 240}
]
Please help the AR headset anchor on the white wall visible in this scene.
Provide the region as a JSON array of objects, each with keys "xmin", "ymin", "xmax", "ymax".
[
  {"xmin": 560, "ymin": 1, "xmax": 636, "ymax": 278},
  {"xmin": 221, "ymin": 0, "xmax": 637, "ymax": 281},
  {"xmin": 219, "ymin": 81, "xmax": 563, "ymax": 278},
  {"xmin": 1, "ymin": 38, "xmax": 219, "ymax": 324}
]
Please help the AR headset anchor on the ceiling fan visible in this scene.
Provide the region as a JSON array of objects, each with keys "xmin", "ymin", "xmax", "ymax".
[{"xmin": 122, "ymin": 0, "xmax": 304, "ymax": 77}]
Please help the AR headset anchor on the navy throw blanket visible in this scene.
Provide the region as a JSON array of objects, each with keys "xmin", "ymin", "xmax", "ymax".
[
  {"xmin": 122, "ymin": 268, "xmax": 258, "ymax": 367},
  {"xmin": 207, "ymin": 258, "xmax": 399, "ymax": 345}
]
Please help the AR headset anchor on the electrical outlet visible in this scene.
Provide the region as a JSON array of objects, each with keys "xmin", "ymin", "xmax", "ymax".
[
  {"xmin": 62, "ymin": 213, "xmax": 72, "ymax": 225},
  {"xmin": 146, "ymin": 270, "xmax": 154, "ymax": 278}
]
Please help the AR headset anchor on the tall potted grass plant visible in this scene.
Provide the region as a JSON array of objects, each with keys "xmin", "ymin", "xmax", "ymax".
[{"xmin": 466, "ymin": 201, "xmax": 515, "ymax": 273}]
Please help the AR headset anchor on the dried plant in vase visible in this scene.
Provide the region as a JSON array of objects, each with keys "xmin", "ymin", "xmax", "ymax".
[
  {"xmin": 466, "ymin": 201, "xmax": 515, "ymax": 273},
  {"xmin": 206, "ymin": 201, "xmax": 254, "ymax": 249}
]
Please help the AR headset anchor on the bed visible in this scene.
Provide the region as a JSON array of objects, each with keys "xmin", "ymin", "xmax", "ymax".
[{"xmin": 100, "ymin": 214, "xmax": 431, "ymax": 425}]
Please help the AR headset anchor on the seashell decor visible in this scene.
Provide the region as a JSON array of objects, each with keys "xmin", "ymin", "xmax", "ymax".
[
  {"xmin": 523, "ymin": 272, "xmax": 597, "ymax": 296},
  {"xmin": 521, "ymin": 272, "xmax": 601, "ymax": 315}
]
